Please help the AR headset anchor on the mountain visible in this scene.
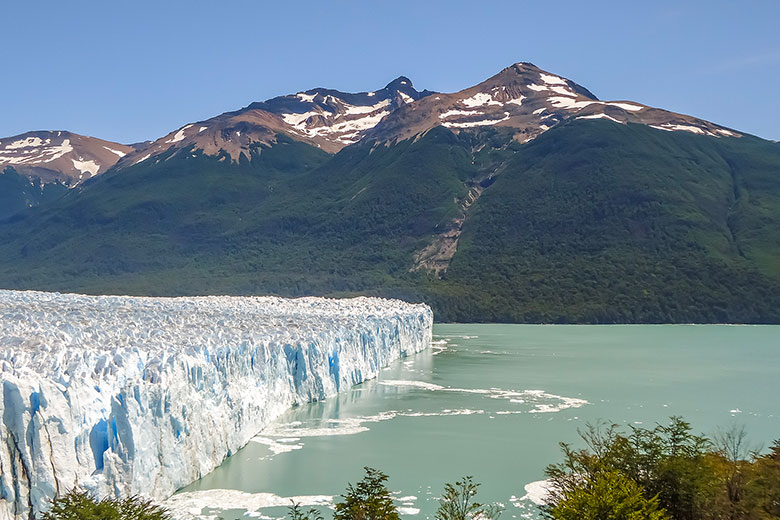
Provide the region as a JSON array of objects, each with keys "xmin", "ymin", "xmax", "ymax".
[
  {"xmin": 366, "ymin": 63, "xmax": 739, "ymax": 145},
  {"xmin": 115, "ymin": 76, "xmax": 432, "ymax": 169},
  {"xmin": 0, "ymin": 131, "xmax": 136, "ymax": 184},
  {"xmin": 1, "ymin": 63, "xmax": 778, "ymax": 323},
  {"xmin": 0, "ymin": 131, "xmax": 138, "ymax": 219}
]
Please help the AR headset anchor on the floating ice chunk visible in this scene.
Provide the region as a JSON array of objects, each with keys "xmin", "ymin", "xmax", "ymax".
[
  {"xmin": 250, "ymin": 437, "xmax": 304, "ymax": 455},
  {"xmin": 379, "ymin": 380, "xmax": 446, "ymax": 391},
  {"xmin": 511, "ymin": 480, "xmax": 553, "ymax": 507},
  {"xmin": 166, "ymin": 489, "xmax": 333, "ymax": 518}
]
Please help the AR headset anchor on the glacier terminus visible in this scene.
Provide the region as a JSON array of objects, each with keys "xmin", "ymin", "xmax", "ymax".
[{"xmin": 0, "ymin": 290, "xmax": 433, "ymax": 519}]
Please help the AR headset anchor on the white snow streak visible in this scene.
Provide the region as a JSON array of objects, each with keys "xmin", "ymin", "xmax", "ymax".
[{"xmin": 103, "ymin": 146, "xmax": 126, "ymax": 158}]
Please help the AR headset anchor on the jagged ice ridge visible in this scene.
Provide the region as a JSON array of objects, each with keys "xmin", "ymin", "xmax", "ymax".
[{"xmin": 0, "ymin": 290, "xmax": 432, "ymax": 519}]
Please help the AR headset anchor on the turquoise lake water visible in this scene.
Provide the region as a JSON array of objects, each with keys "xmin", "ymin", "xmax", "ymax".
[{"xmin": 169, "ymin": 324, "xmax": 780, "ymax": 519}]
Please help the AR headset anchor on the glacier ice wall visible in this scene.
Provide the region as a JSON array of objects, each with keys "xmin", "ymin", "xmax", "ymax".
[{"xmin": 0, "ymin": 290, "xmax": 432, "ymax": 519}]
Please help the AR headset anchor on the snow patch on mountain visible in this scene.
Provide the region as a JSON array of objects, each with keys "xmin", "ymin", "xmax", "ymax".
[
  {"xmin": 6, "ymin": 137, "xmax": 46, "ymax": 149},
  {"xmin": 443, "ymin": 112, "xmax": 511, "ymax": 128},
  {"xmin": 399, "ymin": 92, "xmax": 416, "ymax": 104},
  {"xmin": 0, "ymin": 290, "xmax": 432, "ymax": 520},
  {"xmin": 461, "ymin": 92, "xmax": 503, "ymax": 108},
  {"xmin": 345, "ymin": 99, "xmax": 391, "ymax": 115},
  {"xmin": 165, "ymin": 125, "xmax": 193, "ymax": 144},
  {"xmin": 440, "ymin": 109, "xmax": 482, "ymax": 119},
  {"xmin": 0, "ymin": 138, "xmax": 74, "ymax": 166},
  {"xmin": 577, "ymin": 113, "xmax": 624, "ymax": 124},
  {"xmin": 539, "ymin": 73, "xmax": 567, "ymax": 86},
  {"xmin": 71, "ymin": 158, "xmax": 100, "ymax": 178},
  {"xmin": 103, "ymin": 146, "xmax": 127, "ymax": 158}
]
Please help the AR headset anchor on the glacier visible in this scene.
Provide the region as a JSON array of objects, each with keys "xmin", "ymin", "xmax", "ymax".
[{"xmin": 0, "ymin": 290, "xmax": 432, "ymax": 519}]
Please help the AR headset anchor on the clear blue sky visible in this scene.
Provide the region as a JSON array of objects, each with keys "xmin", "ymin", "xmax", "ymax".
[{"xmin": 2, "ymin": 0, "xmax": 778, "ymax": 143}]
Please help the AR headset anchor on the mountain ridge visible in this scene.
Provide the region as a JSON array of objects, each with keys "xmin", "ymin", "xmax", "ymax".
[
  {"xmin": 0, "ymin": 62, "xmax": 745, "ymax": 188},
  {"xmin": 0, "ymin": 130, "xmax": 137, "ymax": 184}
]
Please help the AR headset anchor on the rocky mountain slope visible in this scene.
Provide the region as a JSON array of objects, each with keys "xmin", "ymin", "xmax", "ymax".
[
  {"xmin": 0, "ymin": 131, "xmax": 139, "ymax": 219},
  {"xmin": 0, "ymin": 63, "xmax": 778, "ymax": 323},
  {"xmin": 366, "ymin": 63, "xmax": 739, "ymax": 145},
  {"xmin": 0, "ymin": 131, "xmax": 136, "ymax": 184},
  {"xmin": 115, "ymin": 76, "xmax": 432, "ymax": 169}
]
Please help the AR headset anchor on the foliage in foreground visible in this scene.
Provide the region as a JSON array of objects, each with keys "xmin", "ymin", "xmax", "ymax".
[
  {"xmin": 42, "ymin": 490, "xmax": 170, "ymax": 520},
  {"xmin": 288, "ymin": 501, "xmax": 325, "ymax": 520},
  {"xmin": 546, "ymin": 469, "xmax": 669, "ymax": 520},
  {"xmin": 434, "ymin": 476, "xmax": 502, "ymax": 520},
  {"xmin": 334, "ymin": 467, "xmax": 400, "ymax": 520},
  {"xmin": 42, "ymin": 419, "xmax": 779, "ymax": 520},
  {"xmin": 329, "ymin": 468, "xmax": 501, "ymax": 520},
  {"xmin": 543, "ymin": 417, "xmax": 780, "ymax": 520}
]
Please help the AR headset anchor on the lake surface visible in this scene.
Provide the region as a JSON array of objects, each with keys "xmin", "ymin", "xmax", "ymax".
[{"xmin": 169, "ymin": 324, "xmax": 780, "ymax": 520}]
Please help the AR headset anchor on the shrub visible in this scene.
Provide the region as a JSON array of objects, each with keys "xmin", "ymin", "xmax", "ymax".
[{"xmin": 42, "ymin": 490, "xmax": 170, "ymax": 520}]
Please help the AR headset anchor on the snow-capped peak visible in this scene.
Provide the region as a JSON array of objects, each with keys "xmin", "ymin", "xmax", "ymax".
[
  {"xmin": 117, "ymin": 77, "xmax": 435, "ymax": 167},
  {"xmin": 0, "ymin": 131, "xmax": 136, "ymax": 186},
  {"xmin": 363, "ymin": 62, "xmax": 741, "ymax": 144}
]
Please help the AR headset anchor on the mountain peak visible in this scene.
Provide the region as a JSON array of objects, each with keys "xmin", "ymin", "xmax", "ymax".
[
  {"xmin": 364, "ymin": 60, "xmax": 740, "ymax": 146},
  {"xmin": 117, "ymin": 76, "xmax": 436, "ymax": 166},
  {"xmin": 0, "ymin": 130, "xmax": 136, "ymax": 185},
  {"xmin": 509, "ymin": 62, "xmax": 541, "ymax": 72},
  {"xmin": 384, "ymin": 76, "xmax": 414, "ymax": 91}
]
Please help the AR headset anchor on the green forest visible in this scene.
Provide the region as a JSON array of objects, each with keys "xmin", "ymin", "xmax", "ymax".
[{"xmin": 2, "ymin": 122, "xmax": 780, "ymax": 323}]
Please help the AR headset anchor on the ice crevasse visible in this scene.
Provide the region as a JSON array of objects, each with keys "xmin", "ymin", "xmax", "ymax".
[{"xmin": 0, "ymin": 290, "xmax": 433, "ymax": 519}]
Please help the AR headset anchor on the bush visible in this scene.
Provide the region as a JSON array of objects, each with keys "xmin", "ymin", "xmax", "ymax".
[
  {"xmin": 288, "ymin": 501, "xmax": 324, "ymax": 520},
  {"xmin": 435, "ymin": 476, "xmax": 502, "ymax": 520},
  {"xmin": 547, "ymin": 470, "xmax": 669, "ymax": 520},
  {"xmin": 42, "ymin": 490, "xmax": 170, "ymax": 520},
  {"xmin": 334, "ymin": 467, "xmax": 400, "ymax": 520},
  {"xmin": 543, "ymin": 418, "xmax": 780, "ymax": 520}
]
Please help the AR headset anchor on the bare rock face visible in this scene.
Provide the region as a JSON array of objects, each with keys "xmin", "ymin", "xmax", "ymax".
[{"xmin": 0, "ymin": 131, "xmax": 136, "ymax": 186}]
